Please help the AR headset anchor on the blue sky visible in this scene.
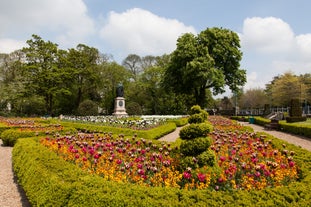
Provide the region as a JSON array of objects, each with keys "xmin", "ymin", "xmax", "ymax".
[{"xmin": 1, "ymin": 0, "xmax": 311, "ymax": 97}]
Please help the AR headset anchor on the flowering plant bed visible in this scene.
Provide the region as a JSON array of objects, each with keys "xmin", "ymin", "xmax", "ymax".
[
  {"xmin": 12, "ymin": 116, "xmax": 311, "ymax": 206},
  {"xmin": 40, "ymin": 116, "xmax": 299, "ymax": 191}
]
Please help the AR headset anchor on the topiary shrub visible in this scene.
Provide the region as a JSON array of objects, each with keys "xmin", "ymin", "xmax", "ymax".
[
  {"xmin": 197, "ymin": 149, "xmax": 216, "ymax": 167},
  {"xmin": 189, "ymin": 105, "xmax": 208, "ymax": 121},
  {"xmin": 187, "ymin": 113, "xmax": 205, "ymax": 124},
  {"xmin": 179, "ymin": 123, "xmax": 213, "ymax": 140},
  {"xmin": 189, "ymin": 105, "xmax": 202, "ymax": 115},
  {"xmin": 180, "ymin": 137, "xmax": 212, "ymax": 156},
  {"xmin": 178, "ymin": 156, "xmax": 198, "ymax": 170}
]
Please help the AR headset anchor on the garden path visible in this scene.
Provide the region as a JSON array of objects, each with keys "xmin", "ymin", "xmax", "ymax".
[
  {"xmin": 0, "ymin": 139, "xmax": 30, "ymax": 207},
  {"xmin": 239, "ymin": 122, "xmax": 311, "ymax": 152},
  {"xmin": 158, "ymin": 126, "xmax": 183, "ymax": 142}
]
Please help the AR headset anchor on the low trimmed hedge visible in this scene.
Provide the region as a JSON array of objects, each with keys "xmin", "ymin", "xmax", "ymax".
[
  {"xmin": 232, "ymin": 116, "xmax": 311, "ymax": 139},
  {"xmin": 12, "ymin": 130, "xmax": 311, "ymax": 206},
  {"xmin": 61, "ymin": 121, "xmax": 176, "ymax": 140},
  {"xmin": 1, "ymin": 127, "xmax": 77, "ymax": 146}
]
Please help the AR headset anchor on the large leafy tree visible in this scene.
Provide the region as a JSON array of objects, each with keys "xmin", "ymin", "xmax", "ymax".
[
  {"xmin": 22, "ymin": 34, "xmax": 68, "ymax": 115},
  {"xmin": 66, "ymin": 44, "xmax": 104, "ymax": 111},
  {"xmin": 98, "ymin": 62, "xmax": 131, "ymax": 114},
  {"xmin": 239, "ymin": 88, "xmax": 268, "ymax": 109},
  {"xmin": 0, "ymin": 51, "xmax": 26, "ymax": 114},
  {"xmin": 266, "ymin": 72, "xmax": 307, "ymax": 106},
  {"xmin": 164, "ymin": 27, "xmax": 246, "ymax": 107}
]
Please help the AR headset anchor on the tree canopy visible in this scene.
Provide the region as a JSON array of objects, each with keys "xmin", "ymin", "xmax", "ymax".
[{"xmin": 163, "ymin": 27, "xmax": 246, "ymax": 107}]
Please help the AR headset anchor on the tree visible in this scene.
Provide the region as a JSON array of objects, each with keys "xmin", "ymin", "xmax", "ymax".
[
  {"xmin": 66, "ymin": 44, "xmax": 104, "ymax": 111},
  {"xmin": 0, "ymin": 51, "xmax": 26, "ymax": 115},
  {"xmin": 266, "ymin": 72, "xmax": 305, "ymax": 106},
  {"xmin": 163, "ymin": 27, "xmax": 246, "ymax": 108},
  {"xmin": 122, "ymin": 54, "xmax": 142, "ymax": 81},
  {"xmin": 21, "ymin": 34, "xmax": 66, "ymax": 115},
  {"xmin": 239, "ymin": 88, "xmax": 268, "ymax": 109},
  {"xmin": 98, "ymin": 62, "xmax": 130, "ymax": 114}
]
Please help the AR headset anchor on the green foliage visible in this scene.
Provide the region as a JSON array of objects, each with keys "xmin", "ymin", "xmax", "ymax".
[
  {"xmin": 180, "ymin": 137, "xmax": 212, "ymax": 156},
  {"xmin": 163, "ymin": 27, "xmax": 246, "ymax": 107},
  {"xmin": 0, "ymin": 127, "xmax": 77, "ymax": 146},
  {"xmin": 167, "ymin": 117, "xmax": 188, "ymax": 127},
  {"xmin": 60, "ymin": 121, "xmax": 176, "ymax": 140},
  {"xmin": 189, "ymin": 105, "xmax": 203, "ymax": 115},
  {"xmin": 12, "ymin": 131, "xmax": 311, "ymax": 206},
  {"xmin": 197, "ymin": 149, "xmax": 216, "ymax": 167},
  {"xmin": 178, "ymin": 156, "xmax": 198, "ymax": 170},
  {"xmin": 286, "ymin": 116, "xmax": 307, "ymax": 123},
  {"xmin": 289, "ymin": 98, "xmax": 302, "ymax": 117},
  {"xmin": 252, "ymin": 117, "xmax": 311, "ymax": 138},
  {"xmin": 188, "ymin": 113, "xmax": 205, "ymax": 124},
  {"xmin": 179, "ymin": 123, "xmax": 213, "ymax": 140},
  {"xmin": 77, "ymin": 99, "xmax": 98, "ymax": 116}
]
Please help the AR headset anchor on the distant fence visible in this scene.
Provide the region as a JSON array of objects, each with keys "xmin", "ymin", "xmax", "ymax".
[{"xmin": 238, "ymin": 106, "xmax": 311, "ymax": 116}]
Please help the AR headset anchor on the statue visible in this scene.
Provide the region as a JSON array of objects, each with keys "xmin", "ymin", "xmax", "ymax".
[{"xmin": 116, "ymin": 83, "xmax": 124, "ymax": 97}]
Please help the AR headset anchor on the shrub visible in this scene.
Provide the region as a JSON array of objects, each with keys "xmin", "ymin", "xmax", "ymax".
[
  {"xmin": 179, "ymin": 123, "xmax": 213, "ymax": 140},
  {"xmin": 187, "ymin": 113, "xmax": 205, "ymax": 124},
  {"xmin": 180, "ymin": 137, "xmax": 212, "ymax": 156},
  {"xmin": 197, "ymin": 149, "xmax": 216, "ymax": 167},
  {"xmin": 189, "ymin": 105, "xmax": 202, "ymax": 115},
  {"xmin": 77, "ymin": 100, "xmax": 98, "ymax": 116}
]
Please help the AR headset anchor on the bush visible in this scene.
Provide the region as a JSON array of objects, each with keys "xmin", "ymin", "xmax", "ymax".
[
  {"xmin": 197, "ymin": 149, "xmax": 216, "ymax": 167},
  {"xmin": 77, "ymin": 100, "xmax": 98, "ymax": 116},
  {"xmin": 179, "ymin": 123, "xmax": 213, "ymax": 140},
  {"xmin": 286, "ymin": 116, "xmax": 307, "ymax": 123},
  {"xmin": 189, "ymin": 105, "xmax": 202, "ymax": 115},
  {"xmin": 1, "ymin": 127, "xmax": 77, "ymax": 146},
  {"xmin": 180, "ymin": 137, "xmax": 212, "ymax": 156},
  {"xmin": 188, "ymin": 113, "xmax": 205, "ymax": 124}
]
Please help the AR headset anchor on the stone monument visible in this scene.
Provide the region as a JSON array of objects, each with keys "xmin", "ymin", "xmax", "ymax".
[{"xmin": 113, "ymin": 83, "xmax": 128, "ymax": 116}]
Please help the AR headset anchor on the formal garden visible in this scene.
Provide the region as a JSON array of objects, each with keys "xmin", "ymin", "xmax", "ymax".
[
  {"xmin": 0, "ymin": 105, "xmax": 310, "ymax": 206},
  {"xmin": 1, "ymin": 27, "xmax": 311, "ymax": 206}
]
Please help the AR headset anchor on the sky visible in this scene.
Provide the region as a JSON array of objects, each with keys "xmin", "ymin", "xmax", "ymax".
[{"xmin": 1, "ymin": 0, "xmax": 311, "ymax": 97}]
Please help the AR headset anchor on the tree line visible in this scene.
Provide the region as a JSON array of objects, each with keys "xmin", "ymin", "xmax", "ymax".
[{"xmin": 7, "ymin": 28, "xmax": 311, "ymax": 116}]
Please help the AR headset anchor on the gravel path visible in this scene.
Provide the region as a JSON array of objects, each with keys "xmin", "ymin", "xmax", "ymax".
[
  {"xmin": 1, "ymin": 123, "xmax": 310, "ymax": 206},
  {"xmin": 158, "ymin": 126, "xmax": 184, "ymax": 142},
  {"xmin": 239, "ymin": 122, "xmax": 311, "ymax": 151},
  {"xmin": 0, "ymin": 140, "xmax": 31, "ymax": 207}
]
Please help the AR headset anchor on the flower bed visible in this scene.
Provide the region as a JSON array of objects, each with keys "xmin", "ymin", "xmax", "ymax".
[
  {"xmin": 40, "ymin": 116, "xmax": 299, "ymax": 191},
  {"xmin": 12, "ymin": 116, "xmax": 311, "ymax": 206}
]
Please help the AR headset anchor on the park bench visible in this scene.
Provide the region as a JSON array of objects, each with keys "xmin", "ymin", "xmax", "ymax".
[{"xmin": 264, "ymin": 119, "xmax": 279, "ymax": 130}]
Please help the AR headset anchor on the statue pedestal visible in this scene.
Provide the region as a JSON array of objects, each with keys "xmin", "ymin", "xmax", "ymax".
[{"xmin": 113, "ymin": 97, "xmax": 128, "ymax": 117}]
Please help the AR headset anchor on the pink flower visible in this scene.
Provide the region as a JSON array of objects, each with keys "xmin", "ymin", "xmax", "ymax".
[
  {"xmin": 220, "ymin": 156, "xmax": 226, "ymax": 162},
  {"xmin": 197, "ymin": 173, "xmax": 206, "ymax": 182},
  {"xmin": 116, "ymin": 159, "xmax": 122, "ymax": 165},
  {"xmin": 289, "ymin": 161, "xmax": 295, "ymax": 167},
  {"xmin": 183, "ymin": 171, "xmax": 191, "ymax": 180}
]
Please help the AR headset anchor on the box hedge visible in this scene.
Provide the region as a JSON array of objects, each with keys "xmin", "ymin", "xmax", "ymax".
[{"xmin": 12, "ymin": 129, "xmax": 311, "ymax": 206}]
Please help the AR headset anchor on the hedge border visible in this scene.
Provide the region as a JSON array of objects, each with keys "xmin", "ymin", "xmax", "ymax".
[{"xmin": 12, "ymin": 129, "xmax": 311, "ymax": 206}]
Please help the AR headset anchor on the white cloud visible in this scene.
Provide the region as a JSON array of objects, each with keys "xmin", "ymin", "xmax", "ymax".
[
  {"xmin": 240, "ymin": 16, "xmax": 311, "ymax": 92},
  {"xmin": 241, "ymin": 17, "xmax": 295, "ymax": 54},
  {"xmin": 0, "ymin": 0, "xmax": 95, "ymax": 50},
  {"xmin": 99, "ymin": 8, "xmax": 196, "ymax": 59},
  {"xmin": 0, "ymin": 38, "xmax": 26, "ymax": 53},
  {"xmin": 296, "ymin": 34, "xmax": 311, "ymax": 60}
]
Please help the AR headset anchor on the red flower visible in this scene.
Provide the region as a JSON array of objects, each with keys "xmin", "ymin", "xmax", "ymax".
[
  {"xmin": 183, "ymin": 171, "xmax": 191, "ymax": 180},
  {"xmin": 197, "ymin": 173, "xmax": 206, "ymax": 182}
]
